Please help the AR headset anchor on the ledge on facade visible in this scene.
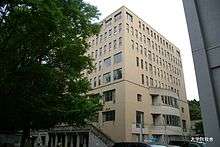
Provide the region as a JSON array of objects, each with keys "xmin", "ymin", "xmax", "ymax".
[{"xmin": 148, "ymin": 87, "xmax": 178, "ymax": 98}]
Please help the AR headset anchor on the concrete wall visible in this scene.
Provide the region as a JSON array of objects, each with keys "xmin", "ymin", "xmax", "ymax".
[{"xmin": 182, "ymin": 0, "xmax": 220, "ymax": 146}]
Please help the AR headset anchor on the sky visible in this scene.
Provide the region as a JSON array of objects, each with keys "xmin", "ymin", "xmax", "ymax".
[{"xmin": 84, "ymin": 0, "xmax": 199, "ymax": 100}]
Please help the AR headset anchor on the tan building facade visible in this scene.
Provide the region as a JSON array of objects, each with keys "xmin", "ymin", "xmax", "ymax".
[{"xmin": 85, "ymin": 6, "xmax": 190, "ymax": 143}]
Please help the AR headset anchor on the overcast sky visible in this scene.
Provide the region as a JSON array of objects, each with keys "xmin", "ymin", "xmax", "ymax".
[{"xmin": 84, "ymin": 0, "xmax": 199, "ymax": 100}]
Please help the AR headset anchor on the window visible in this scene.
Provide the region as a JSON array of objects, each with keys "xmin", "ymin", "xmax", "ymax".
[
  {"xmin": 131, "ymin": 26, "xmax": 134, "ymax": 35},
  {"xmin": 119, "ymin": 37, "xmax": 122, "ymax": 46},
  {"xmin": 105, "ymin": 18, "xmax": 112, "ymax": 27},
  {"xmin": 136, "ymin": 42, "xmax": 138, "ymax": 51},
  {"xmin": 182, "ymin": 120, "xmax": 187, "ymax": 132},
  {"xmin": 126, "ymin": 12, "xmax": 133, "ymax": 22},
  {"xmin": 150, "ymin": 78, "xmax": 153, "ymax": 86},
  {"xmin": 103, "ymin": 72, "xmax": 111, "ymax": 83},
  {"xmin": 93, "ymin": 77, "xmax": 96, "ymax": 87},
  {"xmin": 109, "ymin": 29, "xmax": 112, "ymax": 36},
  {"xmin": 114, "ymin": 26, "xmax": 117, "ymax": 34},
  {"xmin": 140, "ymin": 45, "xmax": 143, "ymax": 54},
  {"xmin": 135, "ymin": 29, "xmax": 138, "ymax": 38},
  {"xmin": 95, "ymin": 50, "xmax": 98, "ymax": 58},
  {"xmin": 163, "ymin": 114, "xmax": 180, "ymax": 126},
  {"xmin": 136, "ymin": 111, "xmax": 144, "ymax": 127},
  {"xmin": 103, "ymin": 110, "xmax": 115, "ymax": 122},
  {"xmin": 152, "ymin": 53, "xmax": 155, "ymax": 61},
  {"xmin": 108, "ymin": 42, "xmax": 112, "ymax": 51},
  {"xmin": 143, "ymin": 35, "xmax": 146, "ymax": 43},
  {"xmin": 113, "ymin": 68, "xmax": 122, "ymax": 80},
  {"xmin": 139, "ymin": 32, "xmax": 142, "ymax": 41},
  {"xmin": 114, "ymin": 11, "xmax": 122, "ymax": 21},
  {"xmin": 126, "ymin": 23, "xmax": 129, "ymax": 33},
  {"xmin": 141, "ymin": 74, "xmax": 144, "ymax": 84},
  {"xmin": 103, "ymin": 89, "xmax": 115, "ymax": 102},
  {"xmin": 98, "ymin": 61, "xmax": 102, "ymax": 71},
  {"xmin": 181, "ymin": 107, "xmax": 184, "ymax": 113},
  {"xmin": 94, "ymin": 63, "xmax": 97, "ymax": 72},
  {"xmin": 119, "ymin": 23, "xmax": 122, "ymax": 33},
  {"xmin": 99, "ymin": 47, "xmax": 102, "ymax": 56},
  {"xmin": 141, "ymin": 59, "xmax": 143, "ymax": 69},
  {"xmin": 104, "ymin": 45, "xmax": 107, "ymax": 54},
  {"xmin": 146, "ymin": 27, "xmax": 149, "ymax": 34},
  {"xmin": 113, "ymin": 39, "xmax": 117, "ymax": 49},
  {"xmin": 139, "ymin": 21, "xmax": 141, "ymax": 28},
  {"xmin": 148, "ymin": 51, "xmax": 152, "ymax": 60},
  {"xmin": 98, "ymin": 75, "xmax": 101, "ymax": 85},
  {"xmin": 144, "ymin": 48, "xmax": 147, "ymax": 56},
  {"xmin": 146, "ymin": 76, "xmax": 149, "ymax": 86},
  {"xmin": 137, "ymin": 94, "xmax": 142, "ymax": 102},
  {"xmin": 114, "ymin": 52, "xmax": 122, "ymax": 64},
  {"xmin": 104, "ymin": 32, "xmax": 107, "ymax": 40},
  {"xmin": 96, "ymin": 36, "xmax": 98, "ymax": 45},
  {"xmin": 149, "ymin": 64, "xmax": 153, "ymax": 73},
  {"xmin": 136, "ymin": 57, "xmax": 139, "ymax": 67},
  {"xmin": 145, "ymin": 61, "xmax": 148, "ymax": 71},
  {"xmin": 150, "ymin": 30, "xmax": 153, "ymax": 37},
  {"xmin": 99, "ymin": 35, "xmax": 102, "ymax": 43},
  {"xmin": 104, "ymin": 57, "xmax": 111, "ymax": 68},
  {"xmin": 147, "ymin": 38, "xmax": 151, "ymax": 46},
  {"xmin": 131, "ymin": 40, "xmax": 134, "ymax": 50}
]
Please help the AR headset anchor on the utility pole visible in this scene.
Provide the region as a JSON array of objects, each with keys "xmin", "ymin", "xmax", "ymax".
[{"xmin": 139, "ymin": 114, "xmax": 143, "ymax": 142}]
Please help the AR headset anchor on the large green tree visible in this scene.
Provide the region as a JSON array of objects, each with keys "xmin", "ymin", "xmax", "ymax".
[
  {"xmin": 188, "ymin": 99, "xmax": 202, "ymax": 120},
  {"xmin": 0, "ymin": 0, "xmax": 101, "ymax": 146},
  {"xmin": 188, "ymin": 99, "xmax": 204, "ymax": 135}
]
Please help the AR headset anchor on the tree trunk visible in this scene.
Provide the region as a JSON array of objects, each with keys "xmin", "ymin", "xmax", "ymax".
[{"xmin": 20, "ymin": 128, "xmax": 30, "ymax": 147}]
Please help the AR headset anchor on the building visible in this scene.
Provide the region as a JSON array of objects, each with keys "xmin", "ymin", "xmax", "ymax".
[
  {"xmin": 85, "ymin": 6, "xmax": 191, "ymax": 143},
  {"xmin": 182, "ymin": 0, "xmax": 220, "ymax": 146}
]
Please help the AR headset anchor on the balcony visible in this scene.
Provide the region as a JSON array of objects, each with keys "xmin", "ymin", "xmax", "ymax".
[
  {"xmin": 131, "ymin": 124, "xmax": 183, "ymax": 136},
  {"xmin": 150, "ymin": 125, "xmax": 183, "ymax": 135},
  {"xmin": 149, "ymin": 87, "xmax": 178, "ymax": 98},
  {"xmin": 131, "ymin": 123, "xmax": 148, "ymax": 134},
  {"xmin": 151, "ymin": 104, "xmax": 180, "ymax": 116}
]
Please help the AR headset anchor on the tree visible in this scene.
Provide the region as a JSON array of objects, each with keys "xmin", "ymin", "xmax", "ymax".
[
  {"xmin": 188, "ymin": 99, "xmax": 204, "ymax": 135},
  {"xmin": 0, "ymin": 0, "xmax": 102, "ymax": 146},
  {"xmin": 194, "ymin": 121, "xmax": 204, "ymax": 135},
  {"xmin": 188, "ymin": 99, "xmax": 202, "ymax": 120}
]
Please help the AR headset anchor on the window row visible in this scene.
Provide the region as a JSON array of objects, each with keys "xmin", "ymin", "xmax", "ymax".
[
  {"xmin": 90, "ymin": 68, "xmax": 122, "ymax": 88},
  {"xmin": 161, "ymin": 95, "xmax": 179, "ymax": 108},
  {"xmin": 136, "ymin": 54, "xmax": 181, "ymax": 77},
  {"xmin": 131, "ymin": 39, "xmax": 182, "ymax": 67},
  {"xmin": 89, "ymin": 37, "xmax": 122, "ymax": 59},
  {"xmin": 127, "ymin": 18, "xmax": 177, "ymax": 55},
  {"xmin": 103, "ymin": 11, "xmax": 122, "ymax": 28},
  {"xmin": 91, "ymin": 52, "xmax": 122, "ymax": 73},
  {"xmin": 163, "ymin": 114, "xmax": 180, "ymax": 126},
  {"xmin": 141, "ymin": 75, "xmax": 180, "ymax": 96},
  {"xmin": 89, "ymin": 24, "xmax": 122, "ymax": 47},
  {"xmin": 137, "ymin": 58, "xmax": 181, "ymax": 86}
]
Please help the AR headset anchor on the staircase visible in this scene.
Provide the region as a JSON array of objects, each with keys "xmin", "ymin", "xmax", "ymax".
[{"xmin": 88, "ymin": 124, "xmax": 115, "ymax": 147}]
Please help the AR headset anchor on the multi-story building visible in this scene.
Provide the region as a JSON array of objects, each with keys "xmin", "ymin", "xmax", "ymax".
[{"xmin": 86, "ymin": 6, "xmax": 190, "ymax": 143}]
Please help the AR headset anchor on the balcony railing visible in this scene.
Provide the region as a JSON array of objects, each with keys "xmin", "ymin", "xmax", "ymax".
[
  {"xmin": 131, "ymin": 123, "xmax": 183, "ymax": 135},
  {"xmin": 151, "ymin": 105, "xmax": 180, "ymax": 116}
]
